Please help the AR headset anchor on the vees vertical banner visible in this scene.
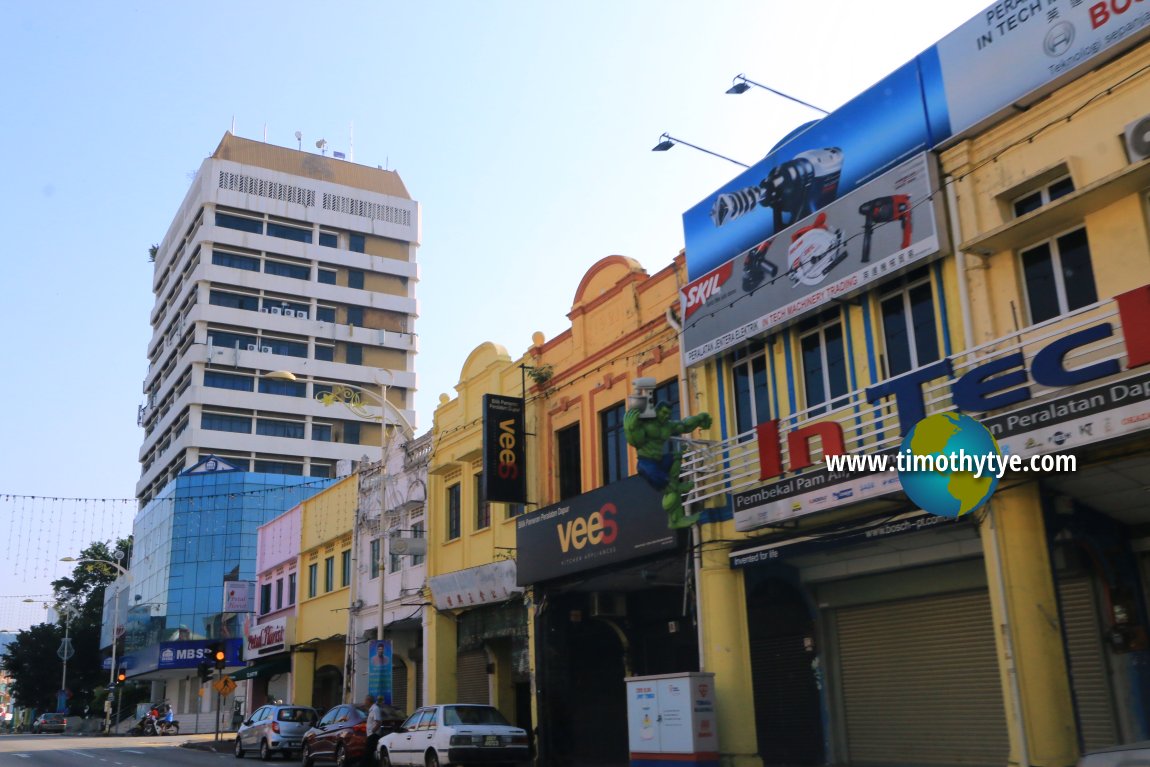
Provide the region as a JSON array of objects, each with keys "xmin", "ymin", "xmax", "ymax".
[{"xmin": 483, "ymin": 395, "xmax": 526, "ymax": 503}]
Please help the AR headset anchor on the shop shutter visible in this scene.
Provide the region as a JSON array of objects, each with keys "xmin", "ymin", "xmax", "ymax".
[
  {"xmin": 836, "ymin": 590, "xmax": 1008, "ymax": 765},
  {"xmin": 456, "ymin": 649, "xmax": 489, "ymax": 704},
  {"xmin": 1058, "ymin": 577, "xmax": 1118, "ymax": 751},
  {"xmin": 392, "ymin": 657, "xmax": 408, "ymax": 712}
]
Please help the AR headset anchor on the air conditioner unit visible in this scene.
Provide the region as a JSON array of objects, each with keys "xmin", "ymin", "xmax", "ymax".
[
  {"xmin": 246, "ymin": 343, "xmax": 258, "ymax": 351},
  {"xmin": 296, "ymin": 310, "xmax": 308, "ymax": 320},
  {"xmin": 270, "ymin": 307, "xmax": 282, "ymax": 315},
  {"xmin": 1125, "ymin": 113, "xmax": 1150, "ymax": 162},
  {"xmin": 260, "ymin": 307, "xmax": 270, "ymax": 313},
  {"xmin": 589, "ymin": 592, "xmax": 626, "ymax": 618},
  {"xmin": 390, "ymin": 538, "xmax": 428, "ymax": 557},
  {"xmin": 261, "ymin": 346, "xmax": 272, "ymax": 353}
]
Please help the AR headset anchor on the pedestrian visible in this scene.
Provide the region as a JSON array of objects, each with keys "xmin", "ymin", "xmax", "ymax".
[{"xmin": 364, "ymin": 694, "xmax": 383, "ymax": 761}]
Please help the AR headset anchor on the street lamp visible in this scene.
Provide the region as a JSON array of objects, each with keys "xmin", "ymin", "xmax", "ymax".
[
  {"xmin": 725, "ymin": 73, "xmax": 830, "ymax": 115},
  {"xmin": 651, "ymin": 133, "xmax": 750, "ymax": 168},
  {"xmin": 60, "ymin": 553, "xmax": 129, "ymax": 734},
  {"xmin": 25, "ymin": 598, "xmax": 78, "ymax": 715}
]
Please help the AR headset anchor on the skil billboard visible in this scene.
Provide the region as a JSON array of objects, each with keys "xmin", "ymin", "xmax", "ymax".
[
  {"xmin": 682, "ymin": 0, "xmax": 1150, "ymax": 282},
  {"xmin": 681, "ymin": 152, "xmax": 945, "ymax": 365}
]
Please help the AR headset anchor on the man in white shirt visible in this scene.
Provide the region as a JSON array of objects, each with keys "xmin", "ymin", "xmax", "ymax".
[{"xmin": 364, "ymin": 694, "xmax": 383, "ymax": 762}]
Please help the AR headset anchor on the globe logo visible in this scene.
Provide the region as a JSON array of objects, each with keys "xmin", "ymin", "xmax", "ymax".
[{"xmin": 897, "ymin": 413, "xmax": 1002, "ymax": 518}]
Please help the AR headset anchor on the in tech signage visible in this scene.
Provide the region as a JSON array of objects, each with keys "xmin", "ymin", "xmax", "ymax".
[
  {"xmin": 515, "ymin": 475, "xmax": 679, "ymax": 585},
  {"xmin": 483, "ymin": 394, "xmax": 527, "ymax": 504},
  {"xmin": 681, "ymin": 152, "xmax": 945, "ymax": 365}
]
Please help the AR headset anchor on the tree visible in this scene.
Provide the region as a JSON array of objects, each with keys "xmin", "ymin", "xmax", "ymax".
[{"xmin": 1, "ymin": 537, "xmax": 133, "ymax": 717}]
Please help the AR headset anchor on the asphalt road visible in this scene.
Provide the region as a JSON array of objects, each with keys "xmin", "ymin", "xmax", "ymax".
[{"xmin": 0, "ymin": 734, "xmax": 233, "ymax": 765}]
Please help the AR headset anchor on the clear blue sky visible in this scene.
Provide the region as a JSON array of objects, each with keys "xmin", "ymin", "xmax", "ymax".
[{"xmin": 0, "ymin": 0, "xmax": 991, "ymax": 628}]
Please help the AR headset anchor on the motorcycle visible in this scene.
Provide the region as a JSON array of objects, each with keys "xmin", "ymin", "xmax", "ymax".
[
  {"xmin": 157, "ymin": 718, "xmax": 180, "ymax": 736},
  {"xmin": 127, "ymin": 716, "xmax": 158, "ymax": 736}
]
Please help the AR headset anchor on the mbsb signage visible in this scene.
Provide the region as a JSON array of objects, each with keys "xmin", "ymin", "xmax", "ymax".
[{"xmin": 157, "ymin": 638, "xmax": 242, "ymax": 670}]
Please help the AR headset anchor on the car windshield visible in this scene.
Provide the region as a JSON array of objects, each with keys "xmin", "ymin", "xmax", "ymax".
[{"xmin": 443, "ymin": 706, "xmax": 511, "ymax": 726}]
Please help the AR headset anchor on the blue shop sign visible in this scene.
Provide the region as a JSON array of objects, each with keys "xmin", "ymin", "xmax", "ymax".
[{"xmin": 157, "ymin": 638, "xmax": 242, "ymax": 669}]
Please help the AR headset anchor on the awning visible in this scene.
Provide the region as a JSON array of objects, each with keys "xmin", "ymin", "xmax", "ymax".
[{"xmin": 228, "ymin": 656, "xmax": 291, "ymax": 682}]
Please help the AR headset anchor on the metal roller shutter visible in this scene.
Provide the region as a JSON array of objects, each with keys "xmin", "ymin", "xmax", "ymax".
[
  {"xmin": 837, "ymin": 590, "xmax": 1008, "ymax": 765},
  {"xmin": 1057, "ymin": 577, "xmax": 1118, "ymax": 751},
  {"xmin": 392, "ymin": 656, "xmax": 408, "ymax": 712},
  {"xmin": 456, "ymin": 649, "xmax": 489, "ymax": 704}
]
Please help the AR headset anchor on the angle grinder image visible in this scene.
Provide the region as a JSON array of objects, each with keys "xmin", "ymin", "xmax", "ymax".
[
  {"xmin": 710, "ymin": 147, "xmax": 843, "ymax": 230},
  {"xmin": 741, "ymin": 237, "xmax": 778, "ymax": 292},
  {"xmin": 858, "ymin": 194, "xmax": 912, "ymax": 262},
  {"xmin": 787, "ymin": 212, "xmax": 846, "ymax": 287}
]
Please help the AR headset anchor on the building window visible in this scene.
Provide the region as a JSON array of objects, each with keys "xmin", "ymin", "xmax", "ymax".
[
  {"xmin": 307, "ymin": 564, "xmax": 317, "ymax": 598},
  {"xmin": 319, "ymin": 231, "xmax": 338, "ymax": 248},
  {"xmin": 318, "ymin": 269, "xmax": 337, "ymax": 285},
  {"xmin": 258, "ymin": 376, "xmax": 306, "ymax": 397},
  {"xmin": 799, "ymin": 309, "xmax": 849, "ymax": 415},
  {"xmin": 212, "ymin": 249, "xmax": 260, "ymax": 271},
  {"xmin": 315, "ymin": 344, "xmax": 335, "ymax": 362},
  {"xmin": 346, "ymin": 344, "xmax": 363, "ymax": 365},
  {"xmin": 653, "ymin": 379, "xmax": 680, "ymax": 421},
  {"xmin": 324, "ymin": 556, "xmax": 335, "ymax": 593},
  {"xmin": 447, "ymin": 483, "xmax": 461, "ymax": 540},
  {"xmin": 312, "ymin": 423, "xmax": 332, "ymax": 442},
  {"xmin": 732, "ymin": 346, "xmax": 770, "ymax": 437},
  {"xmin": 389, "ymin": 530, "xmax": 402, "ymax": 573},
  {"xmin": 209, "ymin": 290, "xmax": 260, "ymax": 311},
  {"xmin": 264, "ymin": 260, "xmax": 311, "ymax": 280},
  {"xmin": 259, "ymin": 583, "xmax": 272, "ymax": 615},
  {"xmin": 347, "ymin": 306, "xmax": 364, "ymax": 326},
  {"xmin": 879, "ymin": 268, "xmax": 940, "ymax": 377},
  {"xmin": 348, "ymin": 269, "xmax": 365, "ymax": 289},
  {"xmin": 1013, "ymin": 175, "xmax": 1075, "ymax": 217},
  {"xmin": 254, "ymin": 460, "xmax": 303, "ymax": 475},
  {"xmin": 341, "ymin": 549, "xmax": 351, "ymax": 588},
  {"xmin": 256, "ymin": 419, "xmax": 305, "ymax": 439},
  {"xmin": 204, "ymin": 371, "xmax": 254, "ymax": 392},
  {"xmin": 275, "ymin": 578, "xmax": 284, "ymax": 610},
  {"xmin": 506, "ymin": 503, "xmax": 523, "ymax": 519},
  {"xmin": 208, "ymin": 330, "xmax": 257, "ymax": 350},
  {"xmin": 288, "ymin": 572, "xmax": 297, "ymax": 605},
  {"xmin": 202, "ymin": 412, "xmax": 251, "ymax": 434},
  {"xmin": 557, "ymin": 424, "xmax": 582, "ymax": 500},
  {"xmin": 316, "ymin": 306, "xmax": 336, "ymax": 323},
  {"xmin": 343, "ymin": 421, "xmax": 361, "ymax": 445},
  {"xmin": 411, "ymin": 522, "xmax": 425, "ymax": 566},
  {"xmin": 266, "ymin": 221, "xmax": 313, "ymax": 243},
  {"xmin": 1021, "ymin": 227, "xmax": 1097, "ymax": 324},
  {"xmin": 600, "ymin": 403, "xmax": 628, "ymax": 485},
  {"xmin": 475, "ymin": 473, "xmax": 490, "ymax": 530},
  {"xmin": 349, "ymin": 234, "xmax": 366, "ymax": 253},
  {"xmin": 370, "ymin": 538, "xmax": 381, "ymax": 579},
  {"xmin": 215, "ymin": 211, "xmax": 263, "ymax": 234},
  {"xmin": 310, "ymin": 463, "xmax": 332, "ymax": 478},
  {"xmin": 262, "ymin": 338, "xmax": 308, "ymax": 358}
]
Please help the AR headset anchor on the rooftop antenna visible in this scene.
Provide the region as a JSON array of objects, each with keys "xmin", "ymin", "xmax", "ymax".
[
  {"xmin": 230, "ymin": 116, "xmax": 236, "ymax": 135},
  {"xmin": 316, "ymin": 138, "xmax": 328, "ymax": 156},
  {"xmin": 295, "ymin": 131, "xmax": 302, "ymax": 151},
  {"xmin": 349, "ymin": 122, "xmax": 355, "ymax": 163},
  {"xmin": 263, "ymin": 123, "xmax": 268, "ymax": 143}
]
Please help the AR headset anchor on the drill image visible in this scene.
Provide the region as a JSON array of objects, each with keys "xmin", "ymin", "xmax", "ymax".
[
  {"xmin": 710, "ymin": 148, "xmax": 843, "ymax": 230},
  {"xmin": 858, "ymin": 195, "xmax": 911, "ymax": 263},
  {"xmin": 741, "ymin": 237, "xmax": 778, "ymax": 292}
]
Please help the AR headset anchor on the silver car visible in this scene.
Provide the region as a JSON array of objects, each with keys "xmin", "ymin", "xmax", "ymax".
[{"xmin": 234, "ymin": 704, "xmax": 318, "ymax": 760}]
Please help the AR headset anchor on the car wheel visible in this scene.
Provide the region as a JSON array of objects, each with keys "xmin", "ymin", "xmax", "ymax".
[
  {"xmin": 425, "ymin": 749, "xmax": 440, "ymax": 767},
  {"xmin": 234, "ymin": 737, "xmax": 245, "ymax": 758},
  {"xmin": 378, "ymin": 748, "xmax": 392, "ymax": 767},
  {"xmin": 301, "ymin": 745, "xmax": 314, "ymax": 767},
  {"xmin": 260, "ymin": 739, "xmax": 272, "ymax": 761},
  {"xmin": 334, "ymin": 744, "xmax": 347, "ymax": 767}
]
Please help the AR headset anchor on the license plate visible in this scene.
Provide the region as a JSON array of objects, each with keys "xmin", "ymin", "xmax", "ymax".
[{"xmin": 483, "ymin": 735, "xmax": 499, "ymax": 747}]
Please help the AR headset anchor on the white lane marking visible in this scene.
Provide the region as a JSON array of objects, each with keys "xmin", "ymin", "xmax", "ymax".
[
  {"xmin": 119, "ymin": 750, "xmax": 145, "ymax": 754},
  {"xmin": 66, "ymin": 750, "xmax": 97, "ymax": 758}
]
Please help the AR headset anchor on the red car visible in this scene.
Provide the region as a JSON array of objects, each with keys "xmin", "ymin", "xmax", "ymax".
[{"xmin": 301, "ymin": 703, "xmax": 405, "ymax": 766}]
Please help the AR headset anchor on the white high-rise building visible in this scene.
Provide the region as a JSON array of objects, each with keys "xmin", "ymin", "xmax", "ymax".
[{"xmin": 138, "ymin": 133, "xmax": 420, "ymax": 503}]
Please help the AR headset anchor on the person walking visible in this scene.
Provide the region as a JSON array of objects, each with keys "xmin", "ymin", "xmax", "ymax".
[{"xmin": 364, "ymin": 694, "xmax": 383, "ymax": 763}]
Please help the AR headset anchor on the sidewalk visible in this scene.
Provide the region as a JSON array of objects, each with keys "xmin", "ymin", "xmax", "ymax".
[{"xmin": 181, "ymin": 733, "xmax": 234, "ymax": 753}]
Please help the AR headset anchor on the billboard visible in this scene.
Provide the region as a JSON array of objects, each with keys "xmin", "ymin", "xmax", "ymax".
[
  {"xmin": 368, "ymin": 640, "xmax": 393, "ymax": 706},
  {"xmin": 483, "ymin": 395, "xmax": 527, "ymax": 503},
  {"xmin": 681, "ymin": 152, "xmax": 945, "ymax": 365},
  {"xmin": 682, "ymin": 0, "xmax": 1150, "ymax": 282},
  {"xmin": 515, "ymin": 476, "xmax": 680, "ymax": 585}
]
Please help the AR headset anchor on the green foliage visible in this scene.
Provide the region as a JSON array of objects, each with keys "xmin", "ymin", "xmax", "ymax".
[{"xmin": 2, "ymin": 537, "xmax": 133, "ymax": 717}]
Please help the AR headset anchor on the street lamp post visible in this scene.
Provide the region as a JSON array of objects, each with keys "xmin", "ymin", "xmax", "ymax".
[{"xmin": 60, "ymin": 554, "xmax": 129, "ymax": 734}]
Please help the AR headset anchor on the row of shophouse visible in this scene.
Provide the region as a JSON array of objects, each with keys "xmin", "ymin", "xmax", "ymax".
[{"xmin": 106, "ymin": 12, "xmax": 1150, "ymax": 767}]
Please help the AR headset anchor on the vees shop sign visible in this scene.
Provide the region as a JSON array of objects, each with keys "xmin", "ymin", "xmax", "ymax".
[
  {"xmin": 516, "ymin": 476, "xmax": 678, "ymax": 585},
  {"xmin": 483, "ymin": 395, "xmax": 526, "ymax": 504}
]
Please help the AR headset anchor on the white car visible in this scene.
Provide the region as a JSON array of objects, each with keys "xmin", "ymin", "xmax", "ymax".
[
  {"xmin": 377, "ymin": 704, "xmax": 530, "ymax": 767},
  {"xmin": 1077, "ymin": 741, "xmax": 1150, "ymax": 767}
]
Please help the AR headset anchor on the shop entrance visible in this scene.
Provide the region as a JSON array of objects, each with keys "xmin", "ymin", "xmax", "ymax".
[{"xmin": 746, "ymin": 577, "xmax": 824, "ymax": 766}]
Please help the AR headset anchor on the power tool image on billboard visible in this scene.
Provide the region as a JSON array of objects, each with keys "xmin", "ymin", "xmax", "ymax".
[
  {"xmin": 858, "ymin": 194, "xmax": 912, "ymax": 263},
  {"xmin": 710, "ymin": 147, "xmax": 844, "ymax": 231}
]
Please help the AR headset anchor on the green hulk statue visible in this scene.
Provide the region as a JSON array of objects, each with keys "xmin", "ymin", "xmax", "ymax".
[{"xmin": 625, "ymin": 402, "xmax": 712, "ymax": 529}]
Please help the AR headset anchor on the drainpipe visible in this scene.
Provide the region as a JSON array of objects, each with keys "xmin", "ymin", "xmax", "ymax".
[
  {"xmin": 945, "ymin": 177, "xmax": 975, "ymax": 351},
  {"xmin": 986, "ymin": 505, "xmax": 1031, "ymax": 767}
]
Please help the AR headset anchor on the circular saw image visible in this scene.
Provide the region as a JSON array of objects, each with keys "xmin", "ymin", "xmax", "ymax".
[{"xmin": 788, "ymin": 212, "xmax": 846, "ymax": 287}]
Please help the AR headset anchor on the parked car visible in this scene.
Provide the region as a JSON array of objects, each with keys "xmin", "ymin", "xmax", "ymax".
[
  {"xmin": 31, "ymin": 713, "xmax": 66, "ymax": 734},
  {"xmin": 1078, "ymin": 740, "xmax": 1150, "ymax": 767},
  {"xmin": 234, "ymin": 704, "xmax": 318, "ymax": 760},
  {"xmin": 301, "ymin": 703, "xmax": 405, "ymax": 766},
  {"xmin": 377, "ymin": 704, "xmax": 530, "ymax": 767}
]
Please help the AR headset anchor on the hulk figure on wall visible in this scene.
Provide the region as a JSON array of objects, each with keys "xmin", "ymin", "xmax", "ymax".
[{"xmin": 625, "ymin": 401, "xmax": 712, "ymax": 529}]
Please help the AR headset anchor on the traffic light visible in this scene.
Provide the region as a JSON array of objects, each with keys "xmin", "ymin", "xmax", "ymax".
[
  {"xmin": 116, "ymin": 668, "xmax": 126, "ymax": 686},
  {"xmin": 212, "ymin": 643, "xmax": 226, "ymax": 671},
  {"xmin": 197, "ymin": 660, "xmax": 212, "ymax": 683}
]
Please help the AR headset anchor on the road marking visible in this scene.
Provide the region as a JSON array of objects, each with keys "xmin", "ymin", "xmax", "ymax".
[
  {"xmin": 119, "ymin": 750, "xmax": 145, "ymax": 754},
  {"xmin": 66, "ymin": 750, "xmax": 97, "ymax": 758}
]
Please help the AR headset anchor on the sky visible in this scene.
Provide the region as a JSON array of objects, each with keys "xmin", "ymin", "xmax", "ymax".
[{"xmin": 0, "ymin": 0, "xmax": 993, "ymax": 629}]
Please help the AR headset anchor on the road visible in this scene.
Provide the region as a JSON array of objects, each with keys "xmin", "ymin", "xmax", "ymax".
[{"xmin": 0, "ymin": 734, "xmax": 231, "ymax": 765}]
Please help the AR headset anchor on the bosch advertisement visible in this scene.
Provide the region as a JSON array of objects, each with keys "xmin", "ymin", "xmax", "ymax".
[
  {"xmin": 682, "ymin": 152, "xmax": 946, "ymax": 366},
  {"xmin": 682, "ymin": 0, "xmax": 1150, "ymax": 283},
  {"xmin": 515, "ymin": 476, "xmax": 679, "ymax": 585}
]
